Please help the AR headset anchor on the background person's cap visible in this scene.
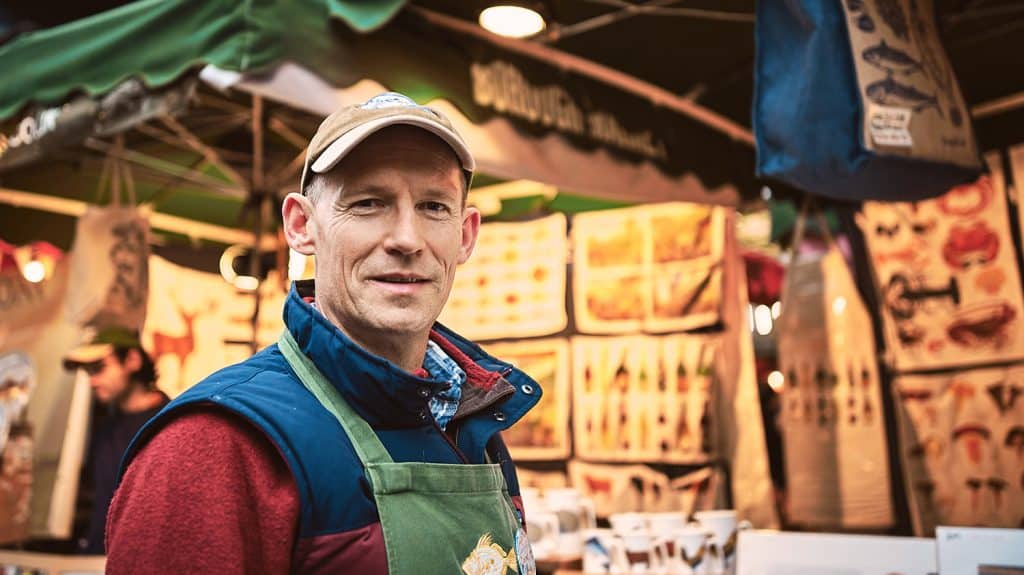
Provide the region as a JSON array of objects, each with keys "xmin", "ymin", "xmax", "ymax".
[
  {"xmin": 62, "ymin": 326, "xmax": 141, "ymax": 369},
  {"xmin": 300, "ymin": 92, "xmax": 475, "ymax": 194}
]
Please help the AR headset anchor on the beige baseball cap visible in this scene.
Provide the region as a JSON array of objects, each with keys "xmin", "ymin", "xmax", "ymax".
[{"xmin": 300, "ymin": 92, "xmax": 475, "ymax": 194}]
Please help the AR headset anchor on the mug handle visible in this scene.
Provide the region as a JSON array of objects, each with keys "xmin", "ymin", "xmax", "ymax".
[
  {"xmin": 608, "ymin": 536, "xmax": 630, "ymax": 573},
  {"xmin": 580, "ymin": 498, "xmax": 598, "ymax": 529},
  {"xmin": 538, "ymin": 514, "xmax": 560, "ymax": 542},
  {"xmin": 650, "ymin": 537, "xmax": 670, "ymax": 568},
  {"xmin": 723, "ymin": 520, "xmax": 753, "ymax": 558}
]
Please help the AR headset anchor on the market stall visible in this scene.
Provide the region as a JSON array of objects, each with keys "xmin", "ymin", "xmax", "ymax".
[
  {"xmin": 0, "ymin": 0, "xmax": 776, "ymax": 560},
  {"xmin": 1, "ymin": 0, "xmax": 1022, "ymax": 573}
]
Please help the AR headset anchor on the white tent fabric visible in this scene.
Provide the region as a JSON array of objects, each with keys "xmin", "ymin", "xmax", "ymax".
[{"xmin": 201, "ymin": 63, "xmax": 741, "ymax": 206}]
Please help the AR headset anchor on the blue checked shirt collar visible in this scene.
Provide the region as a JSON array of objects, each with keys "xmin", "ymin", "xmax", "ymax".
[
  {"xmin": 306, "ymin": 298, "xmax": 465, "ymax": 429},
  {"xmin": 422, "ymin": 339, "xmax": 465, "ymax": 430}
]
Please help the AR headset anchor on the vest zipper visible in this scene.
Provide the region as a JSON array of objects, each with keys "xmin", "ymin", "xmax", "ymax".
[{"xmin": 432, "ymin": 412, "xmax": 469, "ymax": 463}]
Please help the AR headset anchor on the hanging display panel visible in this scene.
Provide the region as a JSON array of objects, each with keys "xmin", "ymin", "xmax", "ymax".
[
  {"xmin": 857, "ymin": 174, "xmax": 1024, "ymax": 371},
  {"xmin": 893, "ymin": 365, "xmax": 1024, "ymax": 535},
  {"xmin": 439, "ymin": 213, "xmax": 567, "ymax": 341},
  {"xmin": 144, "ymin": 256, "xmax": 285, "ymax": 398},
  {"xmin": 1012, "ymin": 144, "xmax": 1024, "ymax": 248},
  {"xmin": 483, "ymin": 338, "xmax": 570, "ymax": 460},
  {"xmin": 572, "ymin": 334, "xmax": 718, "ymax": 463},
  {"xmin": 777, "ymin": 219, "xmax": 894, "ymax": 529},
  {"xmin": 572, "ymin": 203, "xmax": 726, "ymax": 334},
  {"xmin": 568, "ymin": 461, "xmax": 723, "ymax": 518}
]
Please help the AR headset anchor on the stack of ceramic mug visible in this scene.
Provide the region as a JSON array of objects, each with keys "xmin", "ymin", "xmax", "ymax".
[
  {"xmin": 581, "ymin": 509, "xmax": 751, "ymax": 575},
  {"xmin": 519, "ymin": 487, "xmax": 598, "ymax": 562}
]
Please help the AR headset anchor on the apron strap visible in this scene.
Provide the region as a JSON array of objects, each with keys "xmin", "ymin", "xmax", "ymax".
[{"xmin": 278, "ymin": 330, "xmax": 394, "ymax": 465}]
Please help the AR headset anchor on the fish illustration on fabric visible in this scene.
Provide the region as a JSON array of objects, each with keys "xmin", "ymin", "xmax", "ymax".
[
  {"xmin": 462, "ymin": 533, "xmax": 519, "ymax": 575},
  {"xmin": 873, "ymin": 0, "xmax": 910, "ymax": 39},
  {"xmin": 908, "ymin": 0, "xmax": 952, "ymax": 95},
  {"xmin": 857, "ymin": 13, "xmax": 876, "ymax": 32},
  {"xmin": 863, "ymin": 40, "xmax": 923, "ymax": 76},
  {"xmin": 866, "ymin": 77, "xmax": 941, "ymax": 114}
]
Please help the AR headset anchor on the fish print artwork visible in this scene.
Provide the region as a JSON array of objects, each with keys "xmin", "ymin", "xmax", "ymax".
[
  {"xmin": 908, "ymin": 0, "xmax": 953, "ymax": 98},
  {"xmin": 866, "ymin": 76, "xmax": 940, "ymax": 115},
  {"xmin": 857, "ymin": 13, "xmax": 876, "ymax": 32},
  {"xmin": 873, "ymin": 0, "xmax": 910, "ymax": 39},
  {"xmin": 461, "ymin": 534, "xmax": 519, "ymax": 575},
  {"xmin": 863, "ymin": 41, "xmax": 922, "ymax": 76}
]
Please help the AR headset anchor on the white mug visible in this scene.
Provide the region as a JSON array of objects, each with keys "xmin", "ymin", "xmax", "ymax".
[
  {"xmin": 582, "ymin": 528, "xmax": 623, "ymax": 574},
  {"xmin": 691, "ymin": 510, "xmax": 751, "ymax": 575},
  {"xmin": 525, "ymin": 510, "xmax": 561, "ymax": 561},
  {"xmin": 647, "ymin": 512, "xmax": 688, "ymax": 536},
  {"xmin": 612, "ymin": 532, "xmax": 668, "ymax": 575},
  {"xmin": 662, "ymin": 526, "xmax": 711, "ymax": 575},
  {"xmin": 609, "ymin": 512, "xmax": 649, "ymax": 536},
  {"xmin": 544, "ymin": 487, "xmax": 597, "ymax": 558}
]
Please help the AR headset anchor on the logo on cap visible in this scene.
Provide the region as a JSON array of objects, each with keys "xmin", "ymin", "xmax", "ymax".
[{"xmin": 360, "ymin": 92, "xmax": 420, "ymax": 110}]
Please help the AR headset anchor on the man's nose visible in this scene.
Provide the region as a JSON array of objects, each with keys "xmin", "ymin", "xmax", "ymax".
[{"xmin": 384, "ymin": 206, "xmax": 425, "ymax": 255}]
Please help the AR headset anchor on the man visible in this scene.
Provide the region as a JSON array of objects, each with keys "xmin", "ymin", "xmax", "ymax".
[
  {"xmin": 61, "ymin": 327, "xmax": 168, "ymax": 554},
  {"xmin": 106, "ymin": 93, "xmax": 542, "ymax": 574}
]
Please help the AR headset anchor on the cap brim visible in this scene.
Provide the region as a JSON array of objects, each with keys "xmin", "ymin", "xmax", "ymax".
[
  {"xmin": 62, "ymin": 343, "xmax": 114, "ymax": 369},
  {"xmin": 310, "ymin": 113, "xmax": 476, "ymax": 175}
]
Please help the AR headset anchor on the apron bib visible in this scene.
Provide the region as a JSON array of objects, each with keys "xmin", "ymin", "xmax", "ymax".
[{"xmin": 278, "ymin": 331, "xmax": 535, "ymax": 575}]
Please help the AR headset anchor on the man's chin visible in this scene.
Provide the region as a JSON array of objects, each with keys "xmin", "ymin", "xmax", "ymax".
[{"xmin": 366, "ymin": 311, "xmax": 438, "ymax": 337}]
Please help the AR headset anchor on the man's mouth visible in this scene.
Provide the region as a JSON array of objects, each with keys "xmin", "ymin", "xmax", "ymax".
[{"xmin": 373, "ymin": 274, "xmax": 429, "ymax": 284}]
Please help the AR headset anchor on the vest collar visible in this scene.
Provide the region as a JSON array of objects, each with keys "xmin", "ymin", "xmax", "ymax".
[{"xmin": 282, "ymin": 280, "xmax": 515, "ymax": 428}]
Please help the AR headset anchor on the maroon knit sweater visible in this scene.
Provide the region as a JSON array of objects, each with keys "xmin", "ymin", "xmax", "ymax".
[{"xmin": 105, "ymin": 409, "xmax": 300, "ymax": 574}]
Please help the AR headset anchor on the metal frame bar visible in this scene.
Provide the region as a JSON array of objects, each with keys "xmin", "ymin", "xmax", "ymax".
[{"xmin": 83, "ymin": 137, "xmax": 247, "ymax": 199}]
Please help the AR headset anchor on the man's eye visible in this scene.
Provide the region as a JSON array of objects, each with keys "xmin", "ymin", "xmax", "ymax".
[
  {"xmin": 350, "ymin": 198, "xmax": 383, "ymax": 210},
  {"xmin": 421, "ymin": 201, "xmax": 451, "ymax": 214}
]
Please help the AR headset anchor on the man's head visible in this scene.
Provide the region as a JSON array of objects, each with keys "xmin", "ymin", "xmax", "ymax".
[
  {"xmin": 63, "ymin": 327, "xmax": 157, "ymax": 406},
  {"xmin": 282, "ymin": 93, "xmax": 481, "ymax": 358}
]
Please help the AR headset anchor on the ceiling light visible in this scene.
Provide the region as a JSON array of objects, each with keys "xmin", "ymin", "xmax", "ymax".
[{"xmin": 479, "ymin": 5, "xmax": 546, "ymax": 39}]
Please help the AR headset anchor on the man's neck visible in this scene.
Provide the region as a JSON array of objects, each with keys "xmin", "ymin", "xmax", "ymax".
[
  {"xmin": 118, "ymin": 386, "xmax": 164, "ymax": 413},
  {"xmin": 316, "ymin": 300, "xmax": 430, "ymax": 373},
  {"xmin": 351, "ymin": 330, "xmax": 429, "ymax": 373}
]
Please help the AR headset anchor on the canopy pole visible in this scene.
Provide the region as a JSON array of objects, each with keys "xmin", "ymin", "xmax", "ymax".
[
  {"xmin": 0, "ymin": 186, "xmax": 277, "ymax": 248},
  {"xmin": 972, "ymin": 90, "xmax": 1024, "ymax": 119},
  {"xmin": 409, "ymin": 5, "xmax": 756, "ymax": 147},
  {"xmin": 249, "ymin": 94, "xmax": 267, "ymax": 355}
]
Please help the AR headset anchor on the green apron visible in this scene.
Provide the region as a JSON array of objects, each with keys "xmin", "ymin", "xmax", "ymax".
[{"xmin": 278, "ymin": 331, "xmax": 534, "ymax": 575}]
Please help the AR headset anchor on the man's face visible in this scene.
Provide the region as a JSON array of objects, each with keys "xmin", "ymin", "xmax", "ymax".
[
  {"xmin": 81, "ymin": 353, "xmax": 132, "ymax": 405},
  {"xmin": 305, "ymin": 126, "xmax": 480, "ymax": 347}
]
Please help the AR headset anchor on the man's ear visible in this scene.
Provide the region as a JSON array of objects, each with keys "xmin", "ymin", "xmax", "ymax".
[
  {"xmin": 123, "ymin": 348, "xmax": 142, "ymax": 372},
  {"xmin": 282, "ymin": 193, "xmax": 317, "ymax": 256},
  {"xmin": 457, "ymin": 206, "xmax": 481, "ymax": 265}
]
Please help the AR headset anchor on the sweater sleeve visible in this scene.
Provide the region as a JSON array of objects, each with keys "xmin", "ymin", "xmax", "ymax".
[{"xmin": 105, "ymin": 408, "xmax": 299, "ymax": 574}]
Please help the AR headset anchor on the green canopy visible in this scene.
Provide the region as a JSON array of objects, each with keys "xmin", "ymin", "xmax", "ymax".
[
  {"xmin": 0, "ymin": 0, "xmax": 404, "ymax": 120},
  {"xmin": 0, "ymin": 0, "xmax": 755, "ymax": 250}
]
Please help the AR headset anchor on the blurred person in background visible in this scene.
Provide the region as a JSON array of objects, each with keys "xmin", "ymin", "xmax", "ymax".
[{"xmin": 62, "ymin": 327, "xmax": 167, "ymax": 554}]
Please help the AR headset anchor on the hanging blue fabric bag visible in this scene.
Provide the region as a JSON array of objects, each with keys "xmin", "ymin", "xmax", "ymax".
[{"xmin": 753, "ymin": 0, "xmax": 983, "ymax": 201}]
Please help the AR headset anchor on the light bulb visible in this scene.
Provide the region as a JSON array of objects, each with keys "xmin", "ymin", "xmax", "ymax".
[
  {"xmin": 479, "ymin": 5, "xmax": 546, "ymax": 38},
  {"xmin": 22, "ymin": 260, "xmax": 45, "ymax": 283}
]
